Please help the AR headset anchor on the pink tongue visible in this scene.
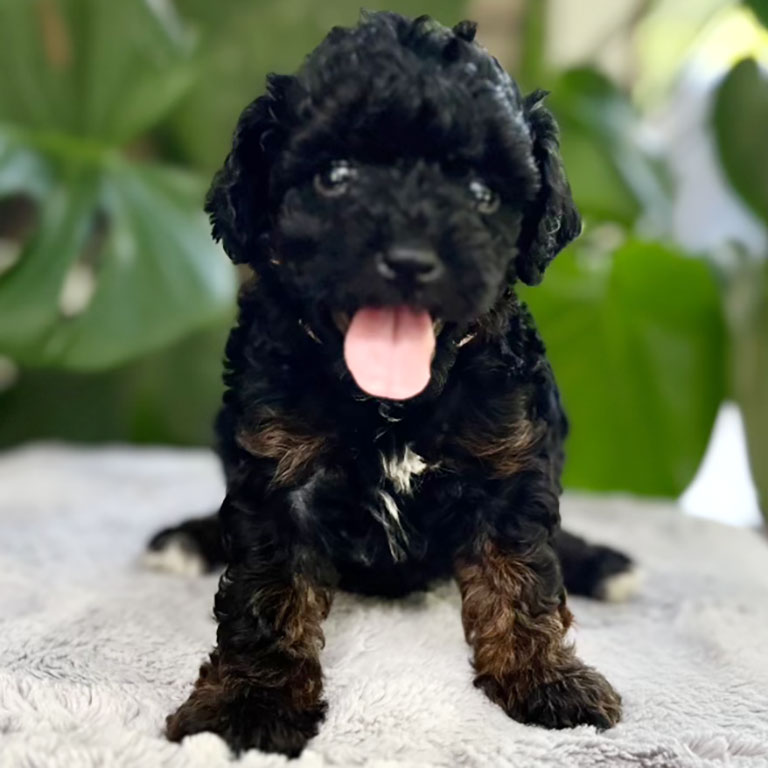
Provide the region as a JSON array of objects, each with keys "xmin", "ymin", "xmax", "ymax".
[{"xmin": 344, "ymin": 307, "xmax": 435, "ymax": 400}]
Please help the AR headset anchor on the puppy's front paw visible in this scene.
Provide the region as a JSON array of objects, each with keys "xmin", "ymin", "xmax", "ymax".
[
  {"xmin": 479, "ymin": 664, "xmax": 622, "ymax": 731},
  {"xmin": 166, "ymin": 680, "xmax": 326, "ymax": 757},
  {"xmin": 519, "ymin": 665, "xmax": 621, "ymax": 730}
]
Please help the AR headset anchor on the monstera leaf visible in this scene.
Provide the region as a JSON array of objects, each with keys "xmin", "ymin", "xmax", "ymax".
[
  {"xmin": 0, "ymin": 0, "xmax": 235, "ymax": 370},
  {"xmin": 521, "ymin": 239, "xmax": 726, "ymax": 496}
]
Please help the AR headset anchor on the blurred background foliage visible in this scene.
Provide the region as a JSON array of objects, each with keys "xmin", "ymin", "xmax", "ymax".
[{"xmin": 0, "ymin": 0, "xmax": 766, "ymax": 518}]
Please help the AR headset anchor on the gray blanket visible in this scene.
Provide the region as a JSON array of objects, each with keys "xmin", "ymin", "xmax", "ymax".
[{"xmin": 1, "ymin": 445, "xmax": 767, "ymax": 768}]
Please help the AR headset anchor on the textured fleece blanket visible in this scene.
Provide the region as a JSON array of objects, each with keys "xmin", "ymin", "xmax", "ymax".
[{"xmin": 1, "ymin": 445, "xmax": 767, "ymax": 768}]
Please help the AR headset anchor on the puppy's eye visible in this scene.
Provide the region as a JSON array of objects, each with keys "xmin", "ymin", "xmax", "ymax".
[
  {"xmin": 469, "ymin": 179, "xmax": 500, "ymax": 214},
  {"xmin": 314, "ymin": 161, "xmax": 357, "ymax": 197}
]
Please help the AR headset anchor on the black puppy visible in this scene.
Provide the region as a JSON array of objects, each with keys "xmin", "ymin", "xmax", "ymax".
[{"xmin": 148, "ymin": 12, "xmax": 637, "ymax": 757}]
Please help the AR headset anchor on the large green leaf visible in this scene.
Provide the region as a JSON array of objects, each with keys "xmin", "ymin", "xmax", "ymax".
[
  {"xmin": 547, "ymin": 68, "xmax": 672, "ymax": 230},
  {"xmin": 0, "ymin": 0, "xmax": 236, "ymax": 370},
  {"xmin": 521, "ymin": 239, "xmax": 726, "ymax": 496},
  {"xmin": 713, "ymin": 58, "xmax": 768, "ymax": 227},
  {"xmin": 725, "ymin": 258, "xmax": 768, "ymax": 519},
  {"xmin": 0, "ymin": 0, "xmax": 195, "ymax": 142},
  {"xmin": 0, "ymin": 144, "xmax": 234, "ymax": 369},
  {"xmin": 166, "ymin": 0, "xmax": 467, "ymax": 172},
  {"xmin": 744, "ymin": 0, "xmax": 768, "ymax": 27},
  {"xmin": 0, "ymin": 321, "xmax": 230, "ymax": 447}
]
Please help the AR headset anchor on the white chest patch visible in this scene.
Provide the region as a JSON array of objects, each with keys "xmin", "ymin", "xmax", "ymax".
[
  {"xmin": 381, "ymin": 445, "xmax": 428, "ymax": 496},
  {"xmin": 374, "ymin": 489, "xmax": 407, "ymax": 561},
  {"xmin": 372, "ymin": 445, "xmax": 431, "ymax": 561}
]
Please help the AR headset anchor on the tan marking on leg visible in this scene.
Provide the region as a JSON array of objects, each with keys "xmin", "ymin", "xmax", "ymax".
[
  {"xmin": 275, "ymin": 577, "xmax": 333, "ymax": 658},
  {"xmin": 453, "ymin": 418, "xmax": 546, "ymax": 478},
  {"xmin": 456, "ymin": 540, "xmax": 573, "ymax": 688},
  {"xmin": 455, "ymin": 540, "xmax": 621, "ymax": 727},
  {"xmin": 237, "ymin": 419, "xmax": 328, "ymax": 487}
]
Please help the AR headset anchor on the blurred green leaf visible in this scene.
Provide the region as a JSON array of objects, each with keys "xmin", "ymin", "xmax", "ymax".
[
  {"xmin": 0, "ymin": 321, "xmax": 230, "ymax": 447},
  {"xmin": 634, "ymin": 0, "xmax": 734, "ymax": 106},
  {"xmin": 521, "ymin": 239, "xmax": 726, "ymax": 496},
  {"xmin": 0, "ymin": 146, "xmax": 234, "ymax": 369},
  {"xmin": 548, "ymin": 68, "xmax": 672, "ymax": 231},
  {"xmin": 724, "ymin": 257, "xmax": 768, "ymax": 519},
  {"xmin": 713, "ymin": 58, "xmax": 768, "ymax": 226},
  {"xmin": 744, "ymin": 0, "xmax": 768, "ymax": 27},
  {"xmin": 0, "ymin": 0, "xmax": 195, "ymax": 143},
  {"xmin": 518, "ymin": 0, "xmax": 548, "ymax": 92},
  {"xmin": 0, "ymin": 0, "xmax": 236, "ymax": 370},
  {"xmin": 165, "ymin": 0, "xmax": 466, "ymax": 172}
]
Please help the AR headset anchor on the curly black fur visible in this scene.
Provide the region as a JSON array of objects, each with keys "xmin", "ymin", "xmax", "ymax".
[{"xmin": 155, "ymin": 12, "xmax": 632, "ymax": 756}]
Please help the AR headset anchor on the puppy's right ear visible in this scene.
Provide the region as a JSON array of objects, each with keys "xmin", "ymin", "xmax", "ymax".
[{"xmin": 205, "ymin": 75, "xmax": 293, "ymax": 265}]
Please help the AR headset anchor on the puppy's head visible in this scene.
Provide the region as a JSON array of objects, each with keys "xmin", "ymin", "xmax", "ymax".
[{"xmin": 207, "ymin": 12, "xmax": 580, "ymax": 400}]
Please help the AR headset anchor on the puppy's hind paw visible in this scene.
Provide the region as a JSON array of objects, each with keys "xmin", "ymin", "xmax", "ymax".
[
  {"xmin": 142, "ymin": 514, "xmax": 224, "ymax": 576},
  {"xmin": 142, "ymin": 530, "xmax": 209, "ymax": 577},
  {"xmin": 595, "ymin": 564, "xmax": 644, "ymax": 603},
  {"xmin": 582, "ymin": 545, "xmax": 642, "ymax": 603}
]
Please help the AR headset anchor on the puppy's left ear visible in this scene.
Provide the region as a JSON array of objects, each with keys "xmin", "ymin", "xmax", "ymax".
[
  {"xmin": 515, "ymin": 90, "xmax": 581, "ymax": 286},
  {"xmin": 205, "ymin": 74, "xmax": 293, "ymax": 265}
]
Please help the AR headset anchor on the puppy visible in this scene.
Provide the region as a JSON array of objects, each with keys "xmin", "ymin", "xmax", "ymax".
[{"xmin": 149, "ymin": 12, "xmax": 636, "ymax": 757}]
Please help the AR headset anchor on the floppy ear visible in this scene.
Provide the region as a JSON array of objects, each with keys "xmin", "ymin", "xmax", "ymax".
[
  {"xmin": 515, "ymin": 90, "xmax": 581, "ymax": 286},
  {"xmin": 205, "ymin": 74, "xmax": 293, "ymax": 265}
]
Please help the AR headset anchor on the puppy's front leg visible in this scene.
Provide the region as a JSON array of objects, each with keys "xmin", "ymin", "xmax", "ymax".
[
  {"xmin": 455, "ymin": 520, "xmax": 621, "ymax": 730},
  {"xmin": 166, "ymin": 494, "xmax": 332, "ymax": 757}
]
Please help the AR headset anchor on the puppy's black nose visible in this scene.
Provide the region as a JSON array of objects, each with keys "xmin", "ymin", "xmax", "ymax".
[{"xmin": 377, "ymin": 246, "xmax": 443, "ymax": 283}]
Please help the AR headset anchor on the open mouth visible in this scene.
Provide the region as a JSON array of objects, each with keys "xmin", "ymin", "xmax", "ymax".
[{"xmin": 337, "ymin": 307, "xmax": 440, "ymax": 401}]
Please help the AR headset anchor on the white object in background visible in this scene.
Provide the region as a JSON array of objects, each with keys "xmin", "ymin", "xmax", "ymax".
[{"xmin": 681, "ymin": 402, "xmax": 762, "ymax": 527}]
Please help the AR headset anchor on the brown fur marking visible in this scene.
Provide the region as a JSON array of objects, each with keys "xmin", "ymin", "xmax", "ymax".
[
  {"xmin": 237, "ymin": 418, "xmax": 328, "ymax": 486},
  {"xmin": 457, "ymin": 540, "xmax": 573, "ymax": 685},
  {"xmin": 454, "ymin": 418, "xmax": 545, "ymax": 477},
  {"xmin": 273, "ymin": 576, "xmax": 333, "ymax": 659},
  {"xmin": 456, "ymin": 540, "xmax": 621, "ymax": 727}
]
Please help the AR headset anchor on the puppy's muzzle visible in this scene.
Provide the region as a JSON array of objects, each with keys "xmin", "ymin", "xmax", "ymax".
[{"xmin": 376, "ymin": 245, "xmax": 444, "ymax": 284}]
